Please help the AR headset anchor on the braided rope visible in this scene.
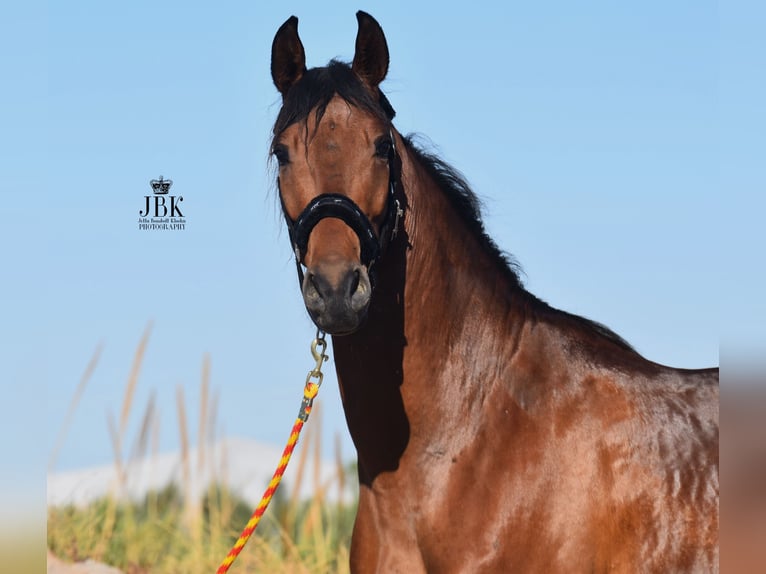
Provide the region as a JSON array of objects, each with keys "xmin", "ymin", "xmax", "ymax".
[{"xmin": 216, "ymin": 335, "xmax": 325, "ymax": 573}]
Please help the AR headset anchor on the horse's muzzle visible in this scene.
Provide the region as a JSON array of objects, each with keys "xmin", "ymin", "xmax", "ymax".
[{"xmin": 302, "ymin": 262, "xmax": 371, "ymax": 335}]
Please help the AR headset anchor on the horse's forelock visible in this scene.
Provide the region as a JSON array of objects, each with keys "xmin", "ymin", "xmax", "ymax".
[{"xmin": 272, "ymin": 60, "xmax": 394, "ymax": 143}]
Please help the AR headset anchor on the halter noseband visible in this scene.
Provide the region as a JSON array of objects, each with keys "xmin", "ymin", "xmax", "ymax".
[{"xmin": 281, "ymin": 132, "xmax": 402, "ymax": 287}]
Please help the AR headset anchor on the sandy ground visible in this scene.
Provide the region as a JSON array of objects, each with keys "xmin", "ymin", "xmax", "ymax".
[{"xmin": 47, "ymin": 552, "xmax": 124, "ymax": 574}]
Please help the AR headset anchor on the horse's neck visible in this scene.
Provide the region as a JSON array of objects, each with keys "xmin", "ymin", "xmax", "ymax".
[
  {"xmin": 331, "ymin": 147, "xmax": 529, "ymax": 484},
  {"xmin": 403, "ymin": 158, "xmax": 521, "ymax": 349}
]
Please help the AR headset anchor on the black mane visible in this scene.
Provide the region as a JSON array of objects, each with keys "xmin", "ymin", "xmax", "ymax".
[
  {"xmin": 271, "ymin": 60, "xmax": 635, "ymax": 353},
  {"xmin": 401, "ymin": 137, "xmax": 525, "ymax": 290},
  {"xmin": 401, "ymin": 137, "xmax": 635, "ymax": 353}
]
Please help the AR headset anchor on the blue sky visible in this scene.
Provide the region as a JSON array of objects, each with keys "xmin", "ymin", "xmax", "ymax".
[{"xmin": 2, "ymin": 1, "xmax": 763, "ymax": 500}]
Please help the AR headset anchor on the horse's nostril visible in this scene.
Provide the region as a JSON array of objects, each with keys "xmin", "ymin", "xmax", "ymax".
[
  {"xmin": 306, "ymin": 273, "xmax": 321, "ymax": 299},
  {"xmin": 303, "ymin": 272, "xmax": 325, "ymax": 313},
  {"xmin": 349, "ymin": 269, "xmax": 360, "ymax": 297},
  {"xmin": 354, "ymin": 273, "xmax": 368, "ymax": 297},
  {"xmin": 349, "ymin": 267, "xmax": 371, "ymax": 313}
]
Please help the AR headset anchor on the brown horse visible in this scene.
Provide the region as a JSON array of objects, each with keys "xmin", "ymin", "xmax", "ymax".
[{"xmin": 269, "ymin": 12, "xmax": 719, "ymax": 573}]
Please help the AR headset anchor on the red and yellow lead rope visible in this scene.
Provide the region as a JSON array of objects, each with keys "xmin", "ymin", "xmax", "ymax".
[{"xmin": 216, "ymin": 334, "xmax": 327, "ymax": 574}]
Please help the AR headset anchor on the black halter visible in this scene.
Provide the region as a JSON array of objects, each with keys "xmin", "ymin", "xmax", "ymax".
[{"xmin": 281, "ymin": 134, "xmax": 402, "ymax": 288}]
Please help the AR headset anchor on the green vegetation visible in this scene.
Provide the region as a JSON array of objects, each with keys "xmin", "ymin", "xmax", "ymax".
[
  {"xmin": 48, "ymin": 324, "xmax": 357, "ymax": 573},
  {"xmin": 48, "ymin": 481, "xmax": 357, "ymax": 573}
]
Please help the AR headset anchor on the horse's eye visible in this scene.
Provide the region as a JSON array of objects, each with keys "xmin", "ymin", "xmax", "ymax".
[
  {"xmin": 272, "ymin": 144, "xmax": 290, "ymax": 166},
  {"xmin": 374, "ymin": 137, "xmax": 393, "ymax": 159}
]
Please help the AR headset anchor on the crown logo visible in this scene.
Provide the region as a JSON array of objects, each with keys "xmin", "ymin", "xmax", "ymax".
[{"xmin": 150, "ymin": 175, "xmax": 173, "ymax": 195}]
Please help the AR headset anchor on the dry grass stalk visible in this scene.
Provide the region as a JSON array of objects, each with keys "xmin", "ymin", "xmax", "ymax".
[
  {"xmin": 198, "ymin": 353, "xmax": 210, "ymax": 473},
  {"xmin": 120, "ymin": 321, "xmax": 152, "ymax": 437},
  {"xmin": 313, "ymin": 402, "xmax": 323, "ymax": 493},
  {"xmin": 175, "ymin": 385, "xmax": 192, "ymax": 523},
  {"xmin": 285, "ymin": 403, "xmax": 312, "ymax": 534},
  {"xmin": 48, "ymin": 340, "xmax": 103, "ymax": 471},
  {"xmin": 177, "ymin": 384, "xmax": 204, "ymax": 565},
  {"xmin": 335, "ymin": 431, "xmax": 346, "ymax": 507},
  {"xmin": 208, "ymin": 387, "xmax": 220, "ymax": 445},
  {"xmin": 148, "ymin": 402, "xmax": 161, "ymax": 521},
  {"xmin": 106, "ymin": 411, "xmax": 126, "ymax": 491},
  {"xmin": 285, "ymin": 404, "xmax": 324, "ymax": 562},
  {"xmin": 307, "ymin": 405, "xmax": 329, "ymax": 564},
  {"xmin": 97, "ymin": 324, "xmax": 155, "ymax": 558},
  {"xmin": 129, "ymin": 391, "xmax": 156, "ymax": 465},
  {"xmin": 95, "ymin": 410, "xmax": 123, "ymax": 560}
]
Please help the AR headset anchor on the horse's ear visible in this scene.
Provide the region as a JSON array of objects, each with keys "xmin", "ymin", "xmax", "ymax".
[
  {"xmin": 271, "ymin": 16, "xmax": 306, "ymax": 97},
  {"xmin": 352, "ymin": 11, "xmax": 389, "ymax": 89}
]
